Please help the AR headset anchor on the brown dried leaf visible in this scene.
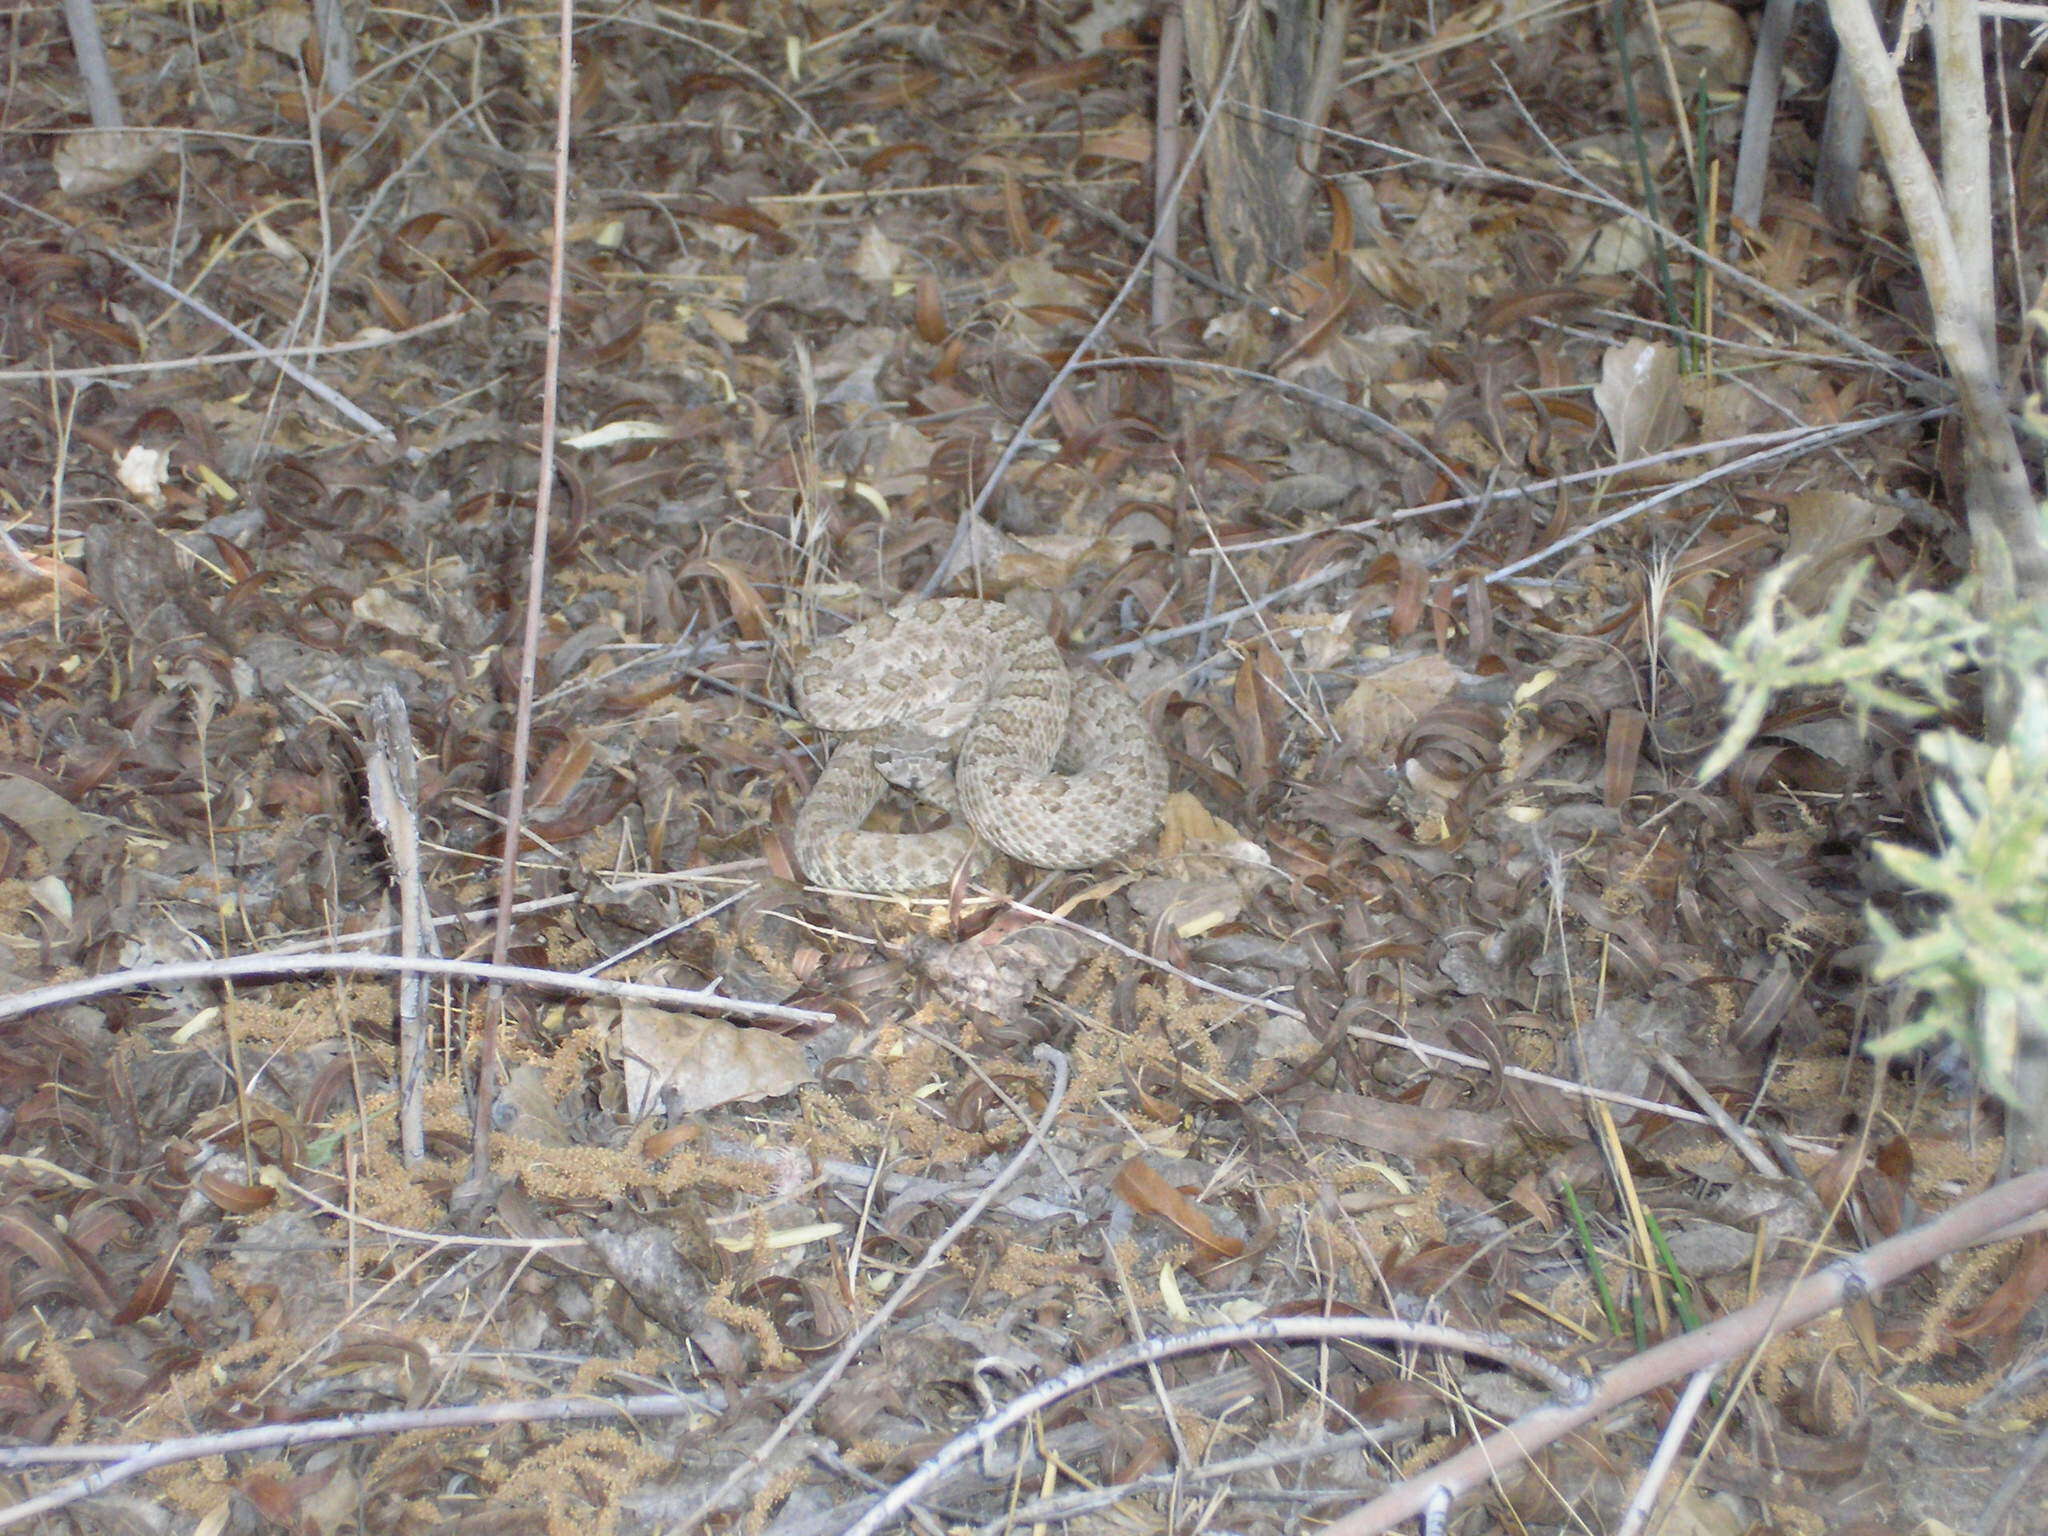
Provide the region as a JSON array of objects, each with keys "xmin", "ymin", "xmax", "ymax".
[
  {"xmin": 111, "ymin": 1239, "xmax": 182, "ymax": 1326},
  {"xmin": 0, "ymin": 1205, "xmax": 116, "ymax": 1313},
  {"xmin": 0, "ymin": 774, "xmax": 100, "ymax": 863},
  {"xmin": 238, "ymin": 1471, "xmax": 299, "ymax": 1525},
  {"xmin": 1782, "ymin": 490, "xmax": 1902, "ymax": 612},
  {"xmin": 197, "ymin": 1170, "xmax": 276, "ymax": 1216},
  {"xmin": 1604, "ymin": 707, "xmax": 1645, "ymax": 809},
  {"xmin": 914, "ymin": 273, "xmax": 947, "ymax": 344},
  {"xmin": 1952, "ymin": 1233, "xmax": 2048, "ymax": 1341},
  {"xmin": 1331, "ymin": 653, "xmax": 1461, "ymax": 758},
  {"xmin": 1355, "ymin": 1376, "xmax": 1439, "ymax": 1423},
  {"xmin": 678, "ymin": 557, "xmax": 773, "ymax": 643},
  {"xmin": 1389, "ymin": 556, "xmax": 1428, "ymax": 641},
  {"xmin": 1229, "ymin": 639, "xmax": 1284, "ymax": 794},
  {"xmin": 528, "ymin": 732, "xmax": 597, "ymax": 814},
  {"xmin": 618, "ymin": 1003, "xmax": 811, "ymax": 1116},
  {"xmin": 1594, "ymin": 339, "xmax": 1684, "ymax": 462},
  {"xmin": 1112, "ymin": 1158, "xmax": 1245, "ymax": 1262}
]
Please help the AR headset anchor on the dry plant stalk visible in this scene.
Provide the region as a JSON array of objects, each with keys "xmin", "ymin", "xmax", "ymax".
[
  {"xmin": 1822, "ymin": 0, "xmax": 2048, "ymax": 602},
  {"xmin": 1183, "ymin": 0, "xmax": 1353, "ymax": 287},
  {"xmin": 1824, "ymin": 0, "xmax": 2048, "ymax": 1167}
]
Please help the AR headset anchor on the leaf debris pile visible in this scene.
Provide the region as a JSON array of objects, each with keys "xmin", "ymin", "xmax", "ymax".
[{"xmin": 0, "ymin": 2, "xmax": 2040, "ymax": 1533}]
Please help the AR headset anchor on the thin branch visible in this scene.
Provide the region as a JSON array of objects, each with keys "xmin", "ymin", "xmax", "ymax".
[
  {"xmin": 1613, "ymin": 1366, "xmax": 1717, "ymax": 1536},
  {"xmin": 58, "ymin": 0, "xmax": 123, "ymax": 129},
  {"xmin": 0, "ymin": 1393, "xmax": 713, "ymax": 1529},
  {"xmin": 1083, "ymin": 407, "xmax": 1933, "ymax": 662},
  {"xmin": 1932, "ymin": 0, "xmax": 1994, "ymax": 344},
  {"xmin": 1319, "ymin": 1166, "xmax": 2048, "ymax": 1535},
  {"xmin": 1975, "ymin": 1410, "xmax": 2048, "ymax": 1536},
  {"xmin": 1266, "ymin": 105, "xmax": 1946, "ymax": 388},
  {"xmin": 991, "ymin": 893, "xmax": 1835, "ymax": 1149},
  {"xmin": 0, "ymin": 952, "xmax": 834, "ymax": 1030},
  {"xmin": 1178, "ymin": 407, "xmax": 1940, "ymax": 560},
  {"xmin": 0, "ymin": 307, "xmax": 472, "ymax": 383},
  {"xmin": 1150, "ymin": 3, "xmax": 1185, "ymax": 332},
  {"xmin": 476, "ymin": 0, "xmax": 578, "ymax": 1190},
  {"xmin": 842, "ymin": 1312, "xmax": 1591, "ymax": 1536},
  {"xmin": 1824, "ymin": 0, "xmax": 2048, "ymax": 595},
  {"xmin": 0, "ymin": 189, "xmax": 391, "ymax": 440},
  {"xmin": 1731, "ymin": 0, "xmax": 1799, "ymax": 225}
]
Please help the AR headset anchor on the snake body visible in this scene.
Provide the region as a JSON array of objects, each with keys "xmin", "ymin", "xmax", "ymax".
[{"xmin": 792, "ymin": 599, "xmax": 1166, "ymax": 892}]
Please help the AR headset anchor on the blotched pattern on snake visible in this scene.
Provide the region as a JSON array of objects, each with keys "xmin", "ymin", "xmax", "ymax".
[{"xmin": 792, "ymin": 598, "xmax": 1167, "ymax": 892}]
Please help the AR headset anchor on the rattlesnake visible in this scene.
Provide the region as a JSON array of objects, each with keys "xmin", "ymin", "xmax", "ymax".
[{"xmin": 792, "ymin": 598, "xmax": 1167, "ymax": 892}]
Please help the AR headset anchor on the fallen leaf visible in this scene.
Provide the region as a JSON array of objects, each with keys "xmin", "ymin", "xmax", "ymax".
[
  {"xmin": 620, "ymin": 1003, "xmax": 811, "ymax": 1116},
  {"xmin": 53, "ymin": 129, "xmax": 171, "ymax": 197},
  {"xmin": 1782, "ymin": 490, "xmax": 1901, "ymax": 611},
  {"xmin": 1112, "ymin": 1158, "xmax": 1246, "ymax": 1262},
  {"xmin": 0, "ymin": 776, "xmax": 102, "ymax": 863},
  {"xmin": 853, "ymin": 223, "xmax": 905, "ymax": 284},
  {"xmin": 1595, "ymin": 339, "xmax": 1685, "ymax": 462},
  {"xmin": 1332, "ymin": 652, "xmax": 1462, "ymax": 758}
]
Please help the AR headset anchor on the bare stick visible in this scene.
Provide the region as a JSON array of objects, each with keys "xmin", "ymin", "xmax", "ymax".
[
  {"xmin": 0, "ymin": 307, "xmax": 471, "ymax": 383},
  {"xmin": 1319, "ymin": 1166, "xmax": 2048, "ymax": 1535},
  {"xmin": 311, "ymin": 0, "xmax": 355, "ymax": 99},
  {"xmin": 1825, "ymin": 0, "xmax": 2048, "ymax": 597},
  {"xmin": 1931, "ymin": 0, "xmax": 1993, "ymax": 347},
  {"xmin": 362, "ymin": 687, "xmax": 435, "ymax": 1164},
  {"xmin": 1814, "ymin": 36, "xmax": 1872, "ymax": 224},
  {"xmin": 475, "ymin": 0, "xmax": 577, "ymax": 1191},
  {"xmin": 1730, "ymin": 0, "xmax": 1799, "ymax": 226},
  {"xmin": 1151, "ymin": 3, "xmax": 1185, "ymax": 332},
  {"xmin": 59, "ymin": 0, "xmax": 122, "ymax": 128},
  {"xmin": 1975, "ymin": 1415, "xmax": 2048, "ymax": 1536},
  {"xmin": 0, "ymin": 1392, "xmax": 712, "ymax": 1529},
  {"xmin": 1613, "ymin": 1367, "xmax": 1717, "ymax": 1536},
  {"xmin": 0, "ymin": 952, "xmax": 833, "ymax": 1030}
]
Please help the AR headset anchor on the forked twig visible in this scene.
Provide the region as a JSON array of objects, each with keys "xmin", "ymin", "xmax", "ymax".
[
  {"xmin": 0, "ymin": 189, "xmax": 392, "ymax": 439},
  {"xmin": 989, "ymin": 893, "xmax": 1835, "ymax": 1150},
  {"xmin": 842, "ymin": 1313, "xmax": 1590, "ymax": 1536}
]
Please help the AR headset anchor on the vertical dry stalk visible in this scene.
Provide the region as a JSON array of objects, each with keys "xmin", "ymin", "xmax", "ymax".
[
  {"xmin": 1822, "ymin": 0, "xmax": 2047, "ymax": 602},
  {"xmin": 1152, "ymin": 3, "xmax": 1186, "ymax": 332},
  {"xmin": 1823, "ymin": 0, "xmax": 2047, "ymax": 1168},
  {"xmin": 477, "ymin": 0, "xmax": 578, "ymax": 1189},
  {"xmin": 1182, "ymin": 0, "xmax": 1353, "ymax": 289}
]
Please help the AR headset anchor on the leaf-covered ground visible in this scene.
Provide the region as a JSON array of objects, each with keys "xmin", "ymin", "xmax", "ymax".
[{"xmin": 0, "ymin": 1, "xmax": 2041, "ymax": 1533}]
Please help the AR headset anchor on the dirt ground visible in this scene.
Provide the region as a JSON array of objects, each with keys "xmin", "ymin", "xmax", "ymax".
[{"xmin": 0, "ymin": 1, "xmax": 2043, "ymax": 1533}]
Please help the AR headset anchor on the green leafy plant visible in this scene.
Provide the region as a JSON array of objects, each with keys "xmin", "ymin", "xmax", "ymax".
[{"xmin": 1666, "ymin": 542, "xmax": 2048, "ymax": 1103}]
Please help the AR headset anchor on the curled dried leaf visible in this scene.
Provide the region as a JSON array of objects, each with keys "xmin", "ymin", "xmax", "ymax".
[{"xmin": 1112, "ymin": 1157, "xmax": 1246, "ymax": 1263}]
